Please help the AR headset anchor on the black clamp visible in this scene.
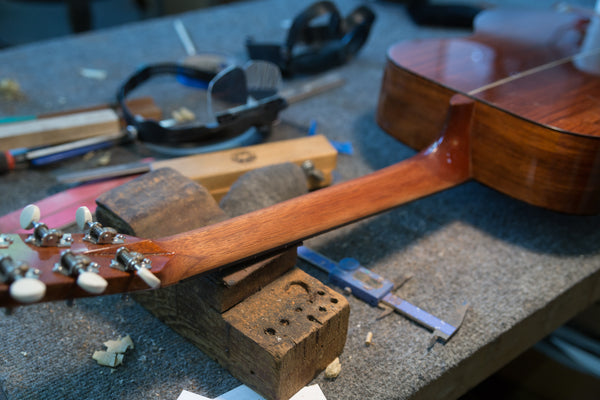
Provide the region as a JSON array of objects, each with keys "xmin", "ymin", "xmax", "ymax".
[
  {"xmin": 116, "ymin": 63, "xmax": 287, "ymax": 147},
  {"xmin": 246, "ymin": 1, "xmax": 376, "ymax": 76}
]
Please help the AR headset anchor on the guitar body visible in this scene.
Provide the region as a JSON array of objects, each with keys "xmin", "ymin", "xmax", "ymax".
[{"xmin": 377, "ymin": 10, "xmax": 600, "ymax": 214}]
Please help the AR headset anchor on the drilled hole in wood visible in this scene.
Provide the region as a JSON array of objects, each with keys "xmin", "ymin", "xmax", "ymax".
[
  {"xmin": 295, "ymin": 307, "xmax": 303, "ymax": 312},
  {"xmin": 319, "ymin": 306, "xmax": 327, "ymax": 312},
  {"xmin": 330, "ymin": 298, "xmax": 338, "ymax": 304},
  {"xmin": 280, "ymin": 319, "xmax": 289, "ymax": 326},
  {"xmin": 317, "ymin": 290, "xmax": 325, "ymax": 295},
  {"xmin": 307, "ymin": 315, "xmax": 316, "ymax": 322},
  {"xmin": 250, "ymin": 370, "xmax": 255, "ymax": 375},
  {"xmin": 264, "ymin": 328, "xmax": 276, "ymax": 335},
  {"xmin": 286, "ymin": 280, "xmax": 310, "ymax": 293}
]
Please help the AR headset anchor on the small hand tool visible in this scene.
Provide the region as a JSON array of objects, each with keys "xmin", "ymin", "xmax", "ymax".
[
  {"xmin": 297, "ymin": 246, "xmax": 468, "ymax": 343},
  {"xmin": 173, "ymin": 19, "xmax": 233, "ymax": 79},
  {"xmin": 0, "ymin": 131, "xmax": 128, "ymax": 174}
]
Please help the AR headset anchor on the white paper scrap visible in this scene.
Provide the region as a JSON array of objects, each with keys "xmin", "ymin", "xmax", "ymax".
[
  {"xmin": 177, "ymin": 384, "xmax": 327, "ymax": 400},
  {"xmin": 178, "ymin": 390, "xmax": 211, "ymax": 400}
]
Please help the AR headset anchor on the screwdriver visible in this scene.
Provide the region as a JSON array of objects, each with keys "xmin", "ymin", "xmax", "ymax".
[{"xmin": 0, "ymin": 132, "xmax": 128, "ymax": 174}]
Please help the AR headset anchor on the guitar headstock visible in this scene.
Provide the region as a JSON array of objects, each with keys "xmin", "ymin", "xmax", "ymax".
[{"xmin": 0, "ymin": 205, "xmax": 173, "ymax": 307}]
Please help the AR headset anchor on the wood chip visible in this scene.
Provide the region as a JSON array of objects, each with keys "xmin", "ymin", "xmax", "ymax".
[
  {"xmin": 324, "ymin": 357, "xmax": 341, "ymax": 379},
  {"xmin": 104, "ymin": 335, "xmax": 134, "ymax": 353},
  {"xmin": 93, "ymin": 335, "xmax": 134, "ymax": 368},
  {"xmin": 0, "ymin": 78, "xmax": 25, "ymax": 100},
  {"xmin": 365, "ymin": 331, "xmax": 373, "ymax": 346},
  {"xmin": 96, "ymin": 151, "xmax": 112, "ymax": 166},
  {"xmin": 80, "ymin": 68, "xmax": 107, "ymax": 80},
  {"xmin": 172, "ymin": 107, "xmax": 196, "ymax": 122},
  {"xmin": 92, "ymin": 351, "xmax": 124, "ymax": 368}
]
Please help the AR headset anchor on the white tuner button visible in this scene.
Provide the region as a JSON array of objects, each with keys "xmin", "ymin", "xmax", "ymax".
[
  {"xmin": 76, "ymin": 271, "xmax": 108, "ymax": 294},
  {"xmin": 10, "ymin": 278, "xmax": 46, "ymax": 303},
  {"xmin": 20, "ymin": 204, "xmax": 41, "ymax": 230},
  {"xmin": 136, "ymin": 268, "xmax": 161, "ymax": 289},
  {"xmin": 75, "ymin": 206, "xmax": 93, "ymax": 230}
]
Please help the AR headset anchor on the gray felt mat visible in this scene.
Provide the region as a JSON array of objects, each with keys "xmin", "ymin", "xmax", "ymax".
[{"xmin": 0, "ymin": 0, "xmax": 598, "ymax": 399}]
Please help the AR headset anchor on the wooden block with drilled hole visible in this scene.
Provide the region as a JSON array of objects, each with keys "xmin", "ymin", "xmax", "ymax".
[
  {"xmin": 223, "ymin": 268, "xmax": 349, "ymax": 400},
  {"xmin": 135, "ymin": 267, "xmax": 349, "ymax": 400}
]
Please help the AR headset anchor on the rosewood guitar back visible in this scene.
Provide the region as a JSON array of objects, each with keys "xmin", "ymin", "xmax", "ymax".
[{"xmin": 377, "ymin": 9, "xmax": 600, "ymax": 214}]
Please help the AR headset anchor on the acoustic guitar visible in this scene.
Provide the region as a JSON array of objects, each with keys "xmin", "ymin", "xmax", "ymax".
[{"xmin": 1, "ymin": 9, "xmax": 598, "ymax": 306}]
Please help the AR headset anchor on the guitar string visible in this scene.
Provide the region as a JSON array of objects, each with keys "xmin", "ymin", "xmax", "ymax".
[{"xmin": 469, "ymin": 46, "xmax": 600, "ymax": 95}]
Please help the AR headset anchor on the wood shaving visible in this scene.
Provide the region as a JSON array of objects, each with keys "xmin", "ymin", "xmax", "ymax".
[
  {"xmin": 93, "ymin": 335, "xmax": 134, "ymax": 368},
  {"xmin": 324, "ymin": 357, "xmax": 341, "ymax": 379},
  {"xmin": 104, "ymin": 335, "xmax": 134, "ymax": 353},
  {"xmin": 80, "ymin": 68, "xmax": 107, "ymax": 80},
  {"xmin": 92, "ymin": 351, "xmax": 124, "ymax": 368},
  {"xmin": 96, "ymin": 151, "xmax": 112, "ymax": 166},
  {"xmin": 171, "ymin": 107, "xmax": 196, "ymax": 123},
  {"xmin": 0, "ymin": 78, "xmax": 25, "ymax": 100}
]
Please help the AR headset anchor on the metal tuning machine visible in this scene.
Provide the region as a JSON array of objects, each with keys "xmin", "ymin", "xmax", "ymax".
[
  {"xmin": 301, "ymin": 159, "xmax": 325, "ymax": 183},
  {"xmin": 110, "ymin": 247, "xmax": 161, "ymax": 289},
  {"xmin": 76, "ymin": 206, "xmax": 124, "ymax": 245},
  {"xmin": 0, "ymin": 255, "xmax": 46, "ymax": 303},
  {"xmin": 0, "ymin": 234, "xmax": 13, "ymax": 249},
  {"xmin": 20, "ymin": 204, "xmax": 72, "ymax": 247},
  {"xmin": 53, "ymin": 250, "xmax": 108, "ymax": 294}
]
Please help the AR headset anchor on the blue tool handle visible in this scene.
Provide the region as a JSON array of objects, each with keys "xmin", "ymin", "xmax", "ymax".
[{"xmin": 30, "ymin": 140, "xmax": 115, "ymax": 166}]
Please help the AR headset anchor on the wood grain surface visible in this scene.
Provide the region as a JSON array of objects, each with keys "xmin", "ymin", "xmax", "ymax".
[{"xmin": 377, "ymin": 9, "xmax": 600, "ymax": 214}]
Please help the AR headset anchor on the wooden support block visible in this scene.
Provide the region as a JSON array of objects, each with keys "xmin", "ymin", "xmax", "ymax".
[
  {"xmin": 135, "ymin": 267, "xmax": 349, "ymax": 400},
  {"xmin": 188, "ymin": 249, "xmax": 300, "ymax": 313},
  {"xmin": 95, "ymin": 167, "xmax": 297, "ymax": 311},
  {"xmin": 151, "ymin": 134, "xmax": 337, "ymax": 201},
  {"xmin": 97, "ymin": 167, "xmax": 349, "ymax": 399},
  {"xmin": 0, "ymin": 109, "xmax": 120, "ymax": 150},
  {"xmin": 223, "ymin": 268, "xmax": 349, "ymax": 400},
  {"xmin": 95, "ymin": 167, "xmax": 228, "ymax": 238}
]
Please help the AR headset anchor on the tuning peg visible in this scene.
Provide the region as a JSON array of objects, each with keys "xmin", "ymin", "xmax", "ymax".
[
  {"xmin": 0, "ymin": 233, "xmax": 13, "ymax": 248},
  {"xmin": 110, "ymin": 247, "xmax": 161, "ymax": 289},
  {"xmin": 19, "ymin": 204, "xmax": 40, "ymax": 230},
  {"xmin": 75, "ymin": 206, "xmax": 93, "ymax": 230},
  {"xmin": 76, "ymin": 206, "xmax": 124, "ymax": 245},
  {"xmin": 20, "ymin": 204, "xmax": 72, "ymax": 247},
  {"xmin": 10, "ymin": 278, "xmax": 46, "ymax": 304},
  {"xmin": 54, "ymin": 250, "xmax": 108, "ymax": 294},
  {"xmin": 136, "ymin": 267, "xmax": 161, "ymax": 289},
  {"xmin": 76, "ymin": 272, "xmax": 108, "ymax": 294},
  {"xmin": 0, "ymin": 255, "xmax": 46, "ymax": 304}
]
